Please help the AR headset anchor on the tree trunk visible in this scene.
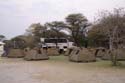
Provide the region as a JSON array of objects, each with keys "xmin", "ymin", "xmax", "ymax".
[
  {"xmin": 112, "ymin": 49, "xmax": 118, "ymax": 66},
  {"xmin": 109, "ymin": 36, "xmax": 117, "ymax": 66},
  {"xmin": 109, "ymin": 36, "xmax": 114, "ymax": 62},
  {"xmin": 109, "ymin": 26, "xmax": 119, "ymax": 66}
]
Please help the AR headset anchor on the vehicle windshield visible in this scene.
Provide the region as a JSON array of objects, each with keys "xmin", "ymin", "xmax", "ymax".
[{"xmin": 44, "ymin": 39, "xmax": 67, "ymax": 43}]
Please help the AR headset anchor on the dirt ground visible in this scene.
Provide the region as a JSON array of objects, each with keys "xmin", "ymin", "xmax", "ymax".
[{"xmin": 0, "ymin": 56, "xmax": 125, "ymax": 83}]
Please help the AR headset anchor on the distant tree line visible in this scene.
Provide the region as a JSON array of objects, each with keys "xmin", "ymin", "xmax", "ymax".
[
  {"xmin": 24, "ymin": 13, "xmax": 90, "ymax": 48},
  {"xmin": 3, "ymin": 8, "xmax": 125, "ymax": 66}
]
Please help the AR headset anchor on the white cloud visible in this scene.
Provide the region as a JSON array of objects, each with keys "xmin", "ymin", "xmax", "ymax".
[{"xmin": 0, "ymin": 0, "xmax": 125, "ymax": 38}]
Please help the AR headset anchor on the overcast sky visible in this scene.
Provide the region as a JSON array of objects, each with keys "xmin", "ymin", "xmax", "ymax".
[{"xmin": 0, "ymin": 0, "xmax": 125, "ymax": 39}]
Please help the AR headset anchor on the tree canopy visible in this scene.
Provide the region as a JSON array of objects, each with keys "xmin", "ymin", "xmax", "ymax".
[
  {"xmin": 0, "ymin": 35, "xmax": 6, "ymax": 41},
  {"xmin": 65, "ymin": 13, "xmax": 90, "ymax": 47},
  {"xmin": 88, "ymin": 8, "xmax": 125, "ymax": 65}
]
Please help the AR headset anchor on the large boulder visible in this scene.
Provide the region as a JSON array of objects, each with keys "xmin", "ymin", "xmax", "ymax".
[
  {"xmin": 116, "ymin": 48, "xmax": 125, "ymax": 60},
  {"xmin": 101, "ymin": 50, "xmax": 111, "ymax": 60},
  {"xmin": 47, "ymin": 48, "xmax": 59, "ymax": 56},
  {"xmin": 24, "ymin": 48, "xmax": 49, "ymax": 61},
  {"xmin": 64, "ymin": 48, "xmax": 74, "ymax": 56},
  {"xmin": 69, "ymin": 47, "xmax": 96, "ymax": 62},
  {"xmin": 95, "ymin": 47, "xmax": 107, "ymax": 58},
  {"xmin": 102, "ymin": 48, "xmax": 125, "ymax": 61},
  {"xmin": 7, "ymin": 49, "xmax": 25, "ymax": 58}
]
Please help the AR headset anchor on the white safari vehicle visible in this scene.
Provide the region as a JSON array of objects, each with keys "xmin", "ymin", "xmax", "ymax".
[{"xmin": 40, "ymin": 38, "xmax": 74, "ymax": 51}]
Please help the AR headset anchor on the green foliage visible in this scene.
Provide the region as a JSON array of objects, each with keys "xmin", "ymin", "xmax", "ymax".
[
  {"xmin": 90, "ymin": 8, "xmax": 125, "ymax": 66},
  {"xmin": 27, "ymin": 23, "xmax": 46, "ymax": 38},
  {"xmin": 45, "ymin": 21, "xmax": 67, "ymax": 38},
  {"xmin": 10, "ymin": 37, "xmax": 27, "ymax": 49},
  {"xmin": 65, "ymin": 13, "xmax": 89, "ymax": 47},
  {"xmin": 15, "ymin": 35, "xmax": 38, "ymax": 49},
  {"xmin": 66, "ymin": 13, "xmax": 88, "ymax": 26},
  {"xmin": 44, "ymin": 30, "xmax": 68, "ymax": 38},
  {"xmin": 0, "ymin": 35, "xmax": 5, "ymax": 41},
  {"xmin": 88, "ymin": 24, "xmax": 108, "ymax": 47}
]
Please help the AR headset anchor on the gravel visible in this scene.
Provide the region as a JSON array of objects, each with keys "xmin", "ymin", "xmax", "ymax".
[{"xmin": 0, "ymin": 56, "xmax": 125, "ymax": 83}]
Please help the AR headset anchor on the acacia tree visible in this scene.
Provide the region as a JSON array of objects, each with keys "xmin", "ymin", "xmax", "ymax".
[
  {"xmin": 45, "ymin": 21, "xmax": 67, "ymax": 47},
  {"xmin": 65, "ymin": 13, "xmax": 90, "ymax": 47},
  {"xmin": 94, "ymin": 8, "xmax": 125, "ymax": 65},
  {"xmin": 44, "ymin": 29, "xmax": 68, "ymax": 38},
  {"xmin": 45, "ymin": 21, "xmax": 66, "ymax": 38},
  {"xmin": 26, "ymin": 23, "xmax": 46, "ymax": 42}
]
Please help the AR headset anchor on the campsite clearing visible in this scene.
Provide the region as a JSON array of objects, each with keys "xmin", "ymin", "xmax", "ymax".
[{"xmin": 0, "ymin": 56, "xmax": 125, "ymax": 83}]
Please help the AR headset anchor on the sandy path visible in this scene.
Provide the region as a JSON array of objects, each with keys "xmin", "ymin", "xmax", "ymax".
[{"xmin": 0, "ymin": 56, "xmax": 125, "ymax": 83}]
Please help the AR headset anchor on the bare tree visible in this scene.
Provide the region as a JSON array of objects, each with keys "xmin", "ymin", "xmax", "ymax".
[{"xmin": 95, "ymin": 8, "xmax": 125, "ymax": 65}]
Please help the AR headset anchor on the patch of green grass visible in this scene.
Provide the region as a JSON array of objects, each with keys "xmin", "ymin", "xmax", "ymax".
[
  {"xmin": 76, "ymin": 60, "xmax": 125, "ymax": 69},
  {"xmin": 49, "ymin": 55, "xmax": 69, "ymax": 62},
  {"xmin": 92, "ymin": 61, "xmax": 125, "ymax": 69},
  {"xmin": 48, "ymin": 55, "xmax": 125, "ymax": 69},
  {"xmin": 112, "ymin": 61, "xmax": 125, "ymax": 69},
  {"xmin": 89, "ymin": 60, "xmax": 112, "ymax": 67}
]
